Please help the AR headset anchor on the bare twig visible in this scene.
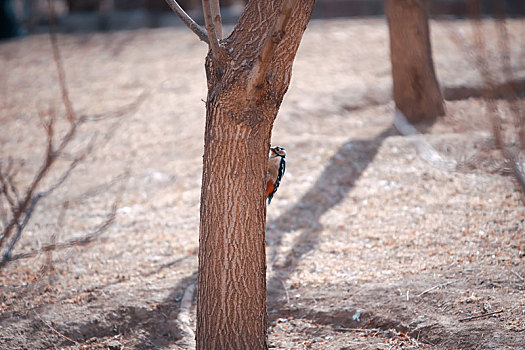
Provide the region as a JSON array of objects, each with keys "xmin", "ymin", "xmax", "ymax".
[
  {"xmin": 0, "ymin": 152, "xmax": 88, "ymax": 266},
  {"xmin": 334, "ymin": 328, "xmax": 380, "ymax": 333},
  {"xmin": 492, "ymin": 18, "xmax": 525, "ymax": 192},
  {"xmin": 164, "ymin": 0, "xmax": 209, "ymax": 44},
  {"xmin": 0, "ymin": 115, "xmax": 125, "ymax": 267},
  {"xmin": 1, "ymin": 0, "xmax": 135, "ymax": 269},
  {"xmin": 464, "ymin": 2, "xmax": 525, "ymax": 199},
  {"xmin": 458, "ymin": 310, "xmax": 504, "ymax": 322},
  {"xmin": 247, "ymin": 0, "xmax": 299, "ymax": 96},
  {"xmin": 0, "ymin": 159, "xmax": 22, "ymax": 210},
  {"xmin": 511, "ymin": 270, "xmax": 524, "ymax": 282},
  {"xmin": 202, "ymin": 0, "xmax": 222, "ymax": 57},
  {"xmin": 48, "ymin": 0, "xmax": 76, "ymax": 124},
  {"xmin": 0, "ymin": 199, "xmax": 119, "ymax": 267},
  {"xmin": 0, "ymin": 116, "xmax": 86, "ymax": 249},
  {"xmin": 1, "ymin": 16, "xmax": 90, "ymax": 244},
  {"xmin": 451, "ymin": 0, "xmax": 525, "ymax": 202},
  {"xmin": 65, "ymin": 172, "xmax": 129, "ymax": 207},
  {"xmin": 86, "ymin": 90, "xmax": 149, "ymax": 122},
  {"xmin": 43, "ymin": 109, "xmax": 56, "ymax": 161},
  {"xmin": 0, "ymin": 164, "xmax": 17, "ymax": 210},
  {"xmin": 418, "ymin": 280, "xmax": 457, "ymax": 297},
  {"xmin": 44, "ymin": 201, "xmax": 68, "ymax": 270},
  {"xmin": 0, "ymin": 196, "xmax": 7, "ymax": 228},
  {"xmin": 467, "ymin": 4, "xmax": 506, "ymax": 151},
  {"xmin": 0, "ymin": 161, "xmax": 14, "ymax": 229},
  {"xmin": 86, "ymin": 90, "xmax": 149, "ymax": 153},
  {"xmin": 0, "ymin": 11, "xmax": 91, "ymax": 250},
  {"xmin": 209, "ymin": 0, "xmax": 223, "ymax": 40},
  {"xmin": 6, "ymin": 174, "xmax": 20, "ymax": 204},
  {"xmin": 35, "ymin": 313, "xmax": 82, "ymax": 346}
]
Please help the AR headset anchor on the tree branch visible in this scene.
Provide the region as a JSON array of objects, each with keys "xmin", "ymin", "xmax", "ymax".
[
  {"xmin": 0, "ymin": 159, "xmax": 21, "ymax": 236},
  {"xmin": 49, "ymin": 0, "xmax": 76, "ymax": 124},
  {"xmin": 0, "ymin": 25, "xmax": 87, "ymax": 250},
  {"xmin": 209, "ymin": 0, "xmax": 223, "ymax": 40},
  {"xmin": 0, "ymin": 140, "xmax": 91, "ymax": 264},
  {"xmin": 494, "ymin": 16, "xmax": 524, "ymax": 149},
  {"xmin": 0, "ymin": 169, "xmax": 16, "ymax": 210},
  {"xmin": 164, "ymin": 0, "xmax": 209, "ymax": 44},
  {"xmin": 468, "ymin": 9, "xmax": 525, "ymax": 199},
  {"xmin": 202, "ymin": 0, "xmax": 222, "ymax": 58},
  {"xmin": 0, "ymin": 1, "xmax": 90, "ymax": 248},
  {"xmin": 0, "ymin": 0, "xmax": 135, "ymax": 268},
  {"xmin": 246, "ymin": 0, "xmax": 299, "ymax": 96},
  {"xmin": 0, "ymin": 198, "xmax": 119, "ymax": 268}
]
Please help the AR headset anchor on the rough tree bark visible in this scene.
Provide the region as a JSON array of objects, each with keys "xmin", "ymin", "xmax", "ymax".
[
  {"xmin": 166, "ymin": 0, "xmax": 314, "ymax": 348},
  {"xmin": 385, "ymin": 0, "xmax": 445, "ymax": 123}
]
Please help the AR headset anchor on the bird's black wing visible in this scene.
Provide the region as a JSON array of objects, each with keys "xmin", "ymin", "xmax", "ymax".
[{"xmin": 268, "ymin": 157, "xmax": 286, "ymax": 204}]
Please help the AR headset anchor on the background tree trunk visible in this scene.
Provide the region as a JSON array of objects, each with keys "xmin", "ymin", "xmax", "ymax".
[
  {"xmin": 385, "ymin": 0, "xmax": 445, "ymax": 123},
  {"xmin": 196, "ymin": 1, "xmax": 314, "ymax": 349}
]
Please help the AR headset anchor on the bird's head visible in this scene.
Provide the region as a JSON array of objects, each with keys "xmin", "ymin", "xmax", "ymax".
[{"xmin": 270, "ymin": 146, "xmax": 286, "ymax": 158}]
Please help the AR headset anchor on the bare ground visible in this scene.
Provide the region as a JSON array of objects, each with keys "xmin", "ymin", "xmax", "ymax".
[{"xmin": 0, "ymin": 18, "xmax": 524, "ymax": 349}]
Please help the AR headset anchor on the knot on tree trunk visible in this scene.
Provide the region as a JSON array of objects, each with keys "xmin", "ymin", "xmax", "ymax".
[{"xmin": 271, "ymin": 30, "xmax": 285, "ymax": 44}]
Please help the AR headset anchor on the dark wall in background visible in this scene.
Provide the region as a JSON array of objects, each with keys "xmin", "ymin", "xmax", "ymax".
[
  {"xmin": 10, "ymin": 0, "xmax": 525, "ymax": 35},
  {"xmin": 312, "ymin": 0, "xmax": 525, "ymax": 18},
  {"xmin": 62, "ymin": 0, "xmax": 525, "ymax": 16}
]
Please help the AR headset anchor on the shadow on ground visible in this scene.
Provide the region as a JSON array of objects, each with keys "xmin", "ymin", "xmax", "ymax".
[
  {"xmin": 266, "ymin": 126, "xmax": 396, "ymax": 309},
  {"xmin": 55, "ymin": 126, "xmax": 397, "ymax": 349},
  {"xmin": 16, "ymin": 112, "xmax": 514, "ymax": 348}
]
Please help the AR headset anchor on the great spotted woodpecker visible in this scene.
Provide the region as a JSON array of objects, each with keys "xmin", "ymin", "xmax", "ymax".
[{"xmin": 266, "ymin": 146, "xmax": 286, "ymax": 204}]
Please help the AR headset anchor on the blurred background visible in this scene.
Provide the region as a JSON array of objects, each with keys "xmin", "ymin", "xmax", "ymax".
[
  {"xmin": 3, "ymin": 0, "xmax": 525, "ymax": 36},
  {"xmin": 1, "ymin": 0, "xmax": 525, "ymax": 349}
]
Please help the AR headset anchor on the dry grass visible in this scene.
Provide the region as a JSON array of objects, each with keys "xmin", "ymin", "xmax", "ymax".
[{"xmin": 0, "ymin": 18, "xmax": 524, "ymax": 349}]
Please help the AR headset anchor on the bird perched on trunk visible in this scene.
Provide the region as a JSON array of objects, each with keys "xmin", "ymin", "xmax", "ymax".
[{"xmin": 266, "ymin": 146, "xmax": 286, "ymax": 204}]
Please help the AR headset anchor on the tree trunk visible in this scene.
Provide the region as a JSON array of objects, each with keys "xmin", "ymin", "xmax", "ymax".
[
  {"xmin": 197, "ymin": 103, "xmax": 271, "ymax": 349},
  {"xmin": 385, "ymin": 0, "xmax": 445, "ymax": 123},
  {"xmin": 196, "ymin": 1, "xmax": 314, "ymax": 349}
]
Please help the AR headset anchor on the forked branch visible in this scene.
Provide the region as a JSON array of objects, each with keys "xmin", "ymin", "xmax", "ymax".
[
  {"xmin": 247, "ymin": 0, "xmax": 299, "ymax": 96},
  {"xmin": 164, "ymin": 0, "xmax": 209, "ymax": 44},
  {"xmin": 0, "ymin": 1, "xmax": 138, "ymax": 267},
  {"xmin": 0, "ymin": 114, "xmax": 85, "ymax": 249}
]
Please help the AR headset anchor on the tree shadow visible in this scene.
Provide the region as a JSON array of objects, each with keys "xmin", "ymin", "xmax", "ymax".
[
  {"xmin": 267, "ymin": 126, "xmax": 397, "ymax": 311},
  {"xmin": 23, "ymin": 126, "xmax": 397, "ymax": 349},
  {"xmin": 443, "ymin": 77, "xmax": 525, "ymax": 100},
  {"xmin": 128, "ymin": 125, "xmax": 397, "ymax": 348},
  {"xmin": 15, "ymin": 117, "xmax": 521, "ymax": 347}
]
